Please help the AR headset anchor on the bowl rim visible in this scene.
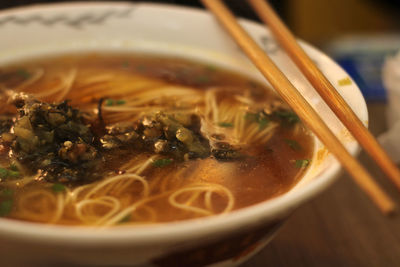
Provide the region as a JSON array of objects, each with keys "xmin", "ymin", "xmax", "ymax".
[{"xmin": 0, "ymin": 1, "xmax": 366, "ymax": 246}]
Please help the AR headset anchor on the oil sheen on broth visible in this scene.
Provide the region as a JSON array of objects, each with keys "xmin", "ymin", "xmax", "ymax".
[{"xmin": 0, "ymin": 53, "xmax": 314, "ymax": 226}]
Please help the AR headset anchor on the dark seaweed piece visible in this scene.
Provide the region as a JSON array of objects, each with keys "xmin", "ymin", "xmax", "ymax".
[
  {"xmin": 100, "ymin": 123, "xmax": 141, "ymax": 150},
  {"xmin": 97, "ymin": 97, "xmax": 105, "ymax": 126},
  {"xmin": 0, "ymin": 116, "xmax": 14, "ymax": 135},
  {"xmin": 101, "ymin": 112, "xmax": 210, "ymax": 161},
  {"xmin": 157, "ymin": 113, "xmax": 210, "ymax": 159},
  {"xmin": 212, "ymin": 142, "xmax": 243, "ymax": 161},
  {"xmin": 9, "ymin": 94, "xmax": 103, "ymax": 184}
]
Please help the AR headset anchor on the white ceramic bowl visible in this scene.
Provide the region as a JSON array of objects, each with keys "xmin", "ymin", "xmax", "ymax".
[{"xmin": 0, "ymin": 2, "xmax": 367, "ymax": 266}]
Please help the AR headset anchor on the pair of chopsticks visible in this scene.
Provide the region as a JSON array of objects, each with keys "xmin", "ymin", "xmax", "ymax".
[{"xmin": 201, "ymin": 0, "xmax": 400, "ymax": 214}]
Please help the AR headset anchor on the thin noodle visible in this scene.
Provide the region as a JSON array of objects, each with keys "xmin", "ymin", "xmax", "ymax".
[
  {"xmin": 15, "ymin": 68, "xmax": 44, "ymax": 91},
  {"xmin": 49, "ymin": 193, "xmax": 65, "ymax": 224}
]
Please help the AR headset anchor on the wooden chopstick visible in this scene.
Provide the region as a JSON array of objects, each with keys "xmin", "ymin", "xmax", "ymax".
[
  {"xmin": 247, "ymin": 0, "xmax": 400, "ymax": 194},
  {"xmin": 201, "ymin": 0, "xmax": 395, "ymax": 214}
]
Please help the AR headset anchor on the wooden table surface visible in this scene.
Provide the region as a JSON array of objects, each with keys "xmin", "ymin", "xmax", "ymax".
[{"xmin": 242, "ymin": 103, "xmax": 400, "ymax": 267}]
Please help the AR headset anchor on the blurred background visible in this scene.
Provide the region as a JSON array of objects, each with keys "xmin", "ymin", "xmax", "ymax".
[
  {"xmin": 2, "ymin": 0, "xmax": 399, "ymax": 41},
  {"xmin": 1, "ymin": 0, "xmax": 399, "ymax": 101}
]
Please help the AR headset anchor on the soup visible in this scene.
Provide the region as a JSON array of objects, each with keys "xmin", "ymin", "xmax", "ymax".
[{"xmin": 0, "ymin": 53, "xmax": 314, "ymax": 226}]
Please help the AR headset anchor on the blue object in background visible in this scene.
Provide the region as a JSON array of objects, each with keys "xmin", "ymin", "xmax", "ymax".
[
  {"xmin": 325, "ymin": 35, "xmax": 400, "ymax": 102},
  {"xmin": 336, "ymin": 53, "xmax": 387, "ymax": 101}
]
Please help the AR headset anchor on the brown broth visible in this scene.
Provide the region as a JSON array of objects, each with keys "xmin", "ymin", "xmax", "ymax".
[{"xmin": 0, "ymin": 53, "xmax": 314, "ymax": 225}]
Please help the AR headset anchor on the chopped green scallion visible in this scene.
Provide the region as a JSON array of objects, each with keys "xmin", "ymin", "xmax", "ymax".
[
  {"xmin": 273, "ymin": 111, "xmax": 300, "ymax": 125},
  {"xmin": 205, "ymin": 65, "xmax": 217, "ymax": 72},
  {"xmin": 0, "ymin": 168, "xmax": 8, "ymax": 179},
  {"xmin": 218, "ymin": 122, "xmax": 234, "ymax": 128},
  {"xmin": 244, "ymin": 112, "xmax": 258, "ymax": 122},
  {"xmin": 0, "ymin": 199, "xmax": 13, "ymax": 217},
  {"xmin": 0, "ymin": 188, "xmax": 13, "ymax": 198},
  {"xmin": 196, "ymin": 75, "xmax": 209, "ymax": 83},
  {"xmin": 136, "ymin": 65, "xmax": 146, "ymax": 71},
  {"xmin": 9, "ymin": 164, "xmax": 18, "ymax": 171},
  {"xmin": 258, "ymin": 117, "xmax": 269, "ymax": 130},
  {"xmin": 285, "ymin": 139, "xmax": 302, "ymax": 151},
  {"xmin": 295, "ymin": 159, "xmax": 310, "ymax": 168},
  {"xmin": 0, "ymin": 167, "xmax": 19, "ymax": 179},
  {"xmin": 16, "ymin": 69, "xmax": 31, "ymax": 79},
  {"xmin": 245, "ymin": 112, "xmax": 269, "ymax": 129},
  {"xmin": 52, "ymin": 183, "xmax": 66, "ymax": 193},
  {"xmin": 7, "ymin": 170, "xmax": 20, "ymax": 178},
  {"xmin": 119, "ymin": 215, "xmax": 131, "ymax": 223},
  {"xmin": 105, "ymin": 99, "xmax": 114, "ymax": 106},
  {"xmin": 105, "ymin": 99, "xmax": 126, "ymax": 106},
  {"xmin": 152, "ymin": 158, "xmax": 173, "ymax": 168},
  {"xmin": 116, "ymin": 100, "xmax": 126, "ymax": 105},
  {"xmin": 121, "ymin": 61, "xmax": 130, "ymax": 68}
]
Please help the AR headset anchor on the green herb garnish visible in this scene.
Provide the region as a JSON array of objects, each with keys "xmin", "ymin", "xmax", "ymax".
[
  {"xmin": 136, "ymin": 65, "xmax": 146, "ymax": 71},
  {"xmin": 0, "ymin": 167, "xmax": 20, "ymax": 179},
  {"xmin": 295, "ymin": 159, "xmax": 310, "ymax": 168},
  {"xmin": 0, "ymin": 168, "xmax": 8, "ymax": 179},
  {"xmin": 0, "ymin": 199, "xmax": 13, "ymax": 217},
  {"xmin": 285, "ymin": 139, "xmax": 302, "ymax": 151},
  {"xmin": 16, "ymin": 69, "xmax": 31, "ymax": 79},
  {"xmin": 119, "ymin": 215, "xmax": 131, "ymax": 224},
  {"xmin": 105, "ymin": 99, "xmax": 126, "ymax": 106},
  {"xmin": 121, "ymin": 61, "xmax": 130, "ymax": 68},
  {"xmin": 205, "ymin": 65, "xmax": 217, "ymax": 72},
  {"xmin": 116, "ymin": 99, "xmax": 126, "ymax": 105},
  {"xmin": 258, "ymin": 117, "xmax": 269, "ymax": 130},
  {"xmin": 7, "ymin": 170, "xmax": 20, "ymax": 178},
  {"xmin": 105, "ymin": 99, "xmax": 114, "ymax": 106},
  {"xmin": 218, "ymin": 122, "xmax": 234, "ymax": 128},
  {"xmin": 196, "ymin": 75, "xmax": 210, "ymax": 83},
  {"xmin": 245, "ymin": 112, "xmax": 258, "ymax": 122},
  {"xmin": 245, "ymin": 112, "xmax": 269, "ymax": 129},
  {"xmin": 0, "ymin": 188, "xmax": 13, "ymax": 198},
  {"xmin": 273, "ymin": 110, "xmax": 300, "ymax": 125},
  {"xmin": 9, "ymin": 164, "xmax": 18, "ymax": 171},
  {"xmin": 152, "ymin": 158, "xmax": 173, "ymax": 168},
  {"xmin": 52, "ymin": 183, "xmax": 66, "ymax": 193}
]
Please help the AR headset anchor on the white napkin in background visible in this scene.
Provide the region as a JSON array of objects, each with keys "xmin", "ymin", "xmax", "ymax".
[{"xmin": 378, "ymin": 51, "xmax": 400, "ymax": 163}]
